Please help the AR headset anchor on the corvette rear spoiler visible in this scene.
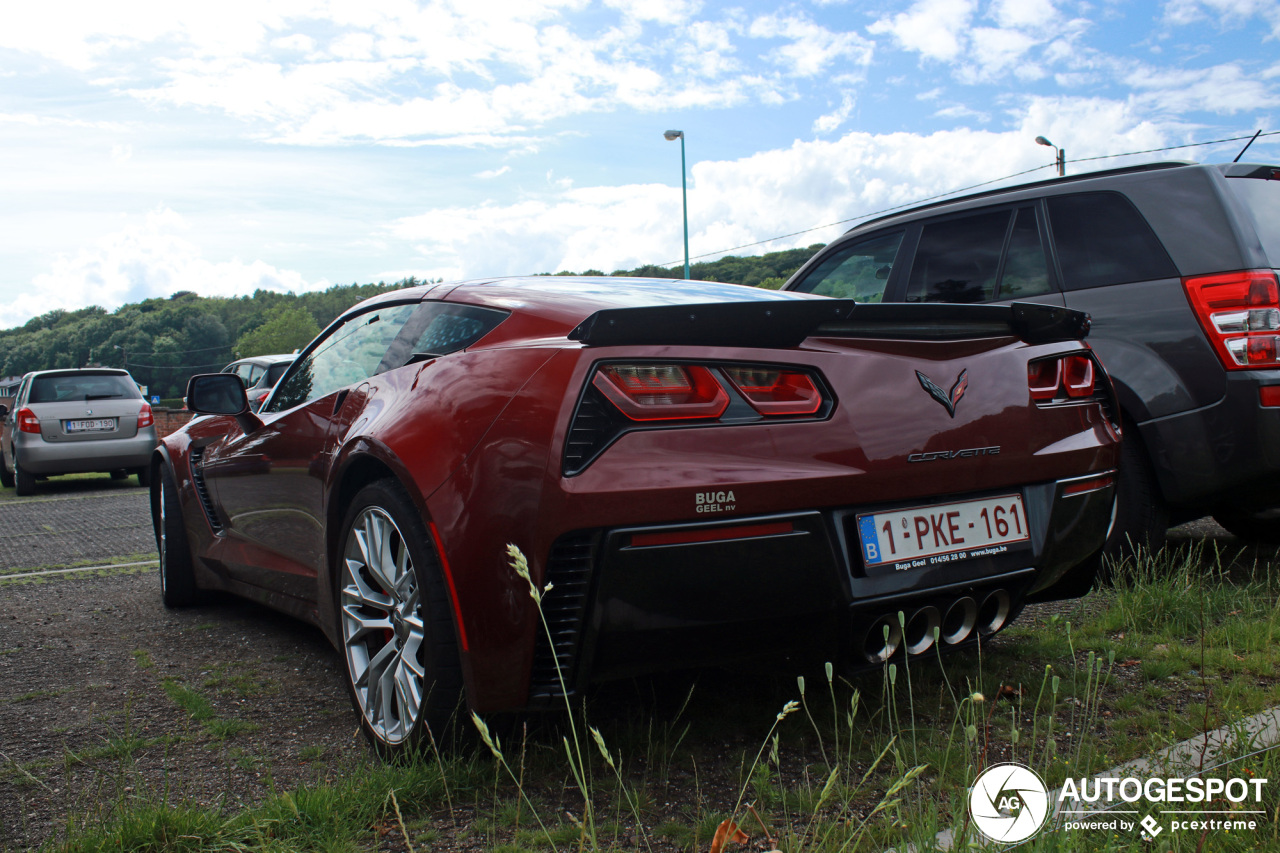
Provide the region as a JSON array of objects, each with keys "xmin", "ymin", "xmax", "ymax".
[{"xmin": 568, "ymin": 300, "xmax": 1090, "ymax": 348}]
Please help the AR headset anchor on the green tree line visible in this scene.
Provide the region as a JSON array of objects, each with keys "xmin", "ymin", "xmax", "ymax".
[{"xmin": 0, "ymin": 246, "xmax": 823, "ymax": 399}]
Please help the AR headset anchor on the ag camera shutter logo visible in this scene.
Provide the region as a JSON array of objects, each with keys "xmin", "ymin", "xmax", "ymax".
[{"xmin": 969, "ymin": 763, "xmax": 1050, "ymax": 843}]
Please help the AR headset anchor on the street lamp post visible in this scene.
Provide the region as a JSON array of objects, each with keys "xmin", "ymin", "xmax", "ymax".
[
  {"xmin": 1035, "ymin": 136, "xmax": 1065, "ymax": 176},
  {"xmin": 664, "ymin": 129, "xmax": 690, "ymax": 279}
]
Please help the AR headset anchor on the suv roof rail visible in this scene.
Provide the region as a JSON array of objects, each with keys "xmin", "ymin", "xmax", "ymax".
[{"xmin": 849, "ymin": 160, "xmax": 1194, "ymax": 233}]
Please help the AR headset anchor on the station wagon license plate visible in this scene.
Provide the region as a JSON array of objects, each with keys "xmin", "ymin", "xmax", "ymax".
[
  {"xmin": 856, "ymin": 494, "xmax": 1029, "ymax": 570},
  {"xmin": 65, "ymin": 418, "xmax": 116, "ymax": 433}
]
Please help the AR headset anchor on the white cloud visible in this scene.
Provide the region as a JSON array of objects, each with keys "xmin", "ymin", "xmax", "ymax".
[
  {"xmin": 476, "ymin": 165, "xmax": 511, "ymax": 179},
  {"xmin": 749, "ymin": 14, "xmax": 874, "ymax": 78},
  {"xmin": 386, "ymin": 100, "xmax": 1178, "ymax": 281},
  {"xmin": 1125, "ymin": 62, "xmax": 1280, "ymax": 114},
  {"xmin": 4, "ymin": 208, "xmax": 325, "ymax": 328},
  {"xmin": 868, "ymin": 0, "xmax": 976, "ymax": 63},
  {"xmin": 1163, "ymin": 0, "xmax": 1280, "ymax": 39}
]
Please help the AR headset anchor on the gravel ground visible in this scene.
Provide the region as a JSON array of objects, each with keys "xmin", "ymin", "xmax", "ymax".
[
  {"xmin": 0, "ymin": 482, "xmax": 372, "ymax": 851},
  {"xmin": 0, "ymin": 478, "xmax": 1245, "ymax": 850}
]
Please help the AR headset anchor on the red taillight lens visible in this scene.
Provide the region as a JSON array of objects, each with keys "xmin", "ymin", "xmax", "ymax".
[
  {"xmin": 593, "ymin": 364, "xmax": 729, "ymax": 421},
  {"xmin": 723, "ymin": 367, "xmax": 822, "ymax": 416},
  {"xmin": 1062, "ymin": 355, "xmax": 1095, "ymax": 398},
  {"xmin": 17, "ymin": 408, "xmax": 40, "ymax": 434},
  {"xmin": 1184, "ymin": 270, "xmax": 1280, "ymax": 370},
  {"xmin": 137, "ymin": 402, "xmax": 154, "ymax": 429},
  {"xmin": 1029, "ymin": 353, "xmax": 1099, "ymax": 402},
  {"xmin": 1027, "ymin": 359, "xmax": 1060, "ymax": 401}
]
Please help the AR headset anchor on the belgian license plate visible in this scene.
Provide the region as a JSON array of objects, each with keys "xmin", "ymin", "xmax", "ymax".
[
  {"xmin": 65, "ymin": 418, "xmax": 116, "ymax": 433},
  {"xmin": 856, "ymin": 494, "xmax": 1029, "ymax": 570}
]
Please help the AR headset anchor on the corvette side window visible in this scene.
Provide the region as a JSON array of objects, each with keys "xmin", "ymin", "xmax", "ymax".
[
  {"xmin": 788, "ymin": 231, "xmax": 904, "ymax": 301},
  {"xmin": 265, "ymin": 303, "xmax": 418, "ymax": 413}
]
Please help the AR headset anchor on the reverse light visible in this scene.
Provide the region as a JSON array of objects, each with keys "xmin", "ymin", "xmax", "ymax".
[
  {"xmin": 592, "ymin": 364, "xmax": 729, "ymax": 421},
  {"xmin": 723, "ymin": 367, "xmax": 822, "ymax": 415},
  {"xmin": 1184, "ymin": 270, "xmax": 1280, "ymax": 370},
  {"xmin": 16, "ymin": 407, "xmax": 40, "ymax": 434},
  {"xmin": 137, "ymin": 402, "xmax": 154, "ymax": 429}
]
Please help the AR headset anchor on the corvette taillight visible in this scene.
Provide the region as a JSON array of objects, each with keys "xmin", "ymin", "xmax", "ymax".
[
  {"xmin": 1028, "ymin": 353, "xmax": 1097, "ymax": 402},
  {"xmin": 592, "ymin": 364, "xmax": 729, "ymax": 421},
  {"xmin": 1183, "ymin": 270, "xmax": 1280, "ymax": 370},
  {"xmin": 16, "ymin": 407, "xmax": 40, "ymax": 434},
  {"xmin": 137, "ymin": 402, "xmax": 154, "ymax": 429},
  {"xmin": 723, "ymin": 367, "xmax": 823, "ymax": 416}
]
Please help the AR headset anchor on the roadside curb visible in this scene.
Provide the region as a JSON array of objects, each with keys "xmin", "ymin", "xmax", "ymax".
[{"xmin": 906, "ymin": 705, "xmax": 1280, "ymax": 851}]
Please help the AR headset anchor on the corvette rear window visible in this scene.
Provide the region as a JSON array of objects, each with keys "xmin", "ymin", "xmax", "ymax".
[
  {"xmin": 378, "ymin": 302, "xmax": 510, "ymax": 373},
  {"xmin": 1226, "ymin": 176, "xmax": 1280, "ymax": 267},
  {"xmin": 29, "ymin": 374, "xmax": 138, "ymax": 403}
]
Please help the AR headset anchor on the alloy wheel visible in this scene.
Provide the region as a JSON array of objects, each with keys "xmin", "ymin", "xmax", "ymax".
[{"xmin": 340, "ymin": 506, "xmax": 426, "ymax": 746}]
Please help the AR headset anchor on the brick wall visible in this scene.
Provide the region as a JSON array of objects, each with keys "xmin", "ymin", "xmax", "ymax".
[{"xmin": 154, "ymin": 408, "xmax": 195, "ymax": 439}]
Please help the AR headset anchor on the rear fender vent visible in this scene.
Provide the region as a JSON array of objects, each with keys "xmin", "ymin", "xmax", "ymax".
[
  {"xmin": 528, "ymin": 532, "xmax": 598, "ymax": 702},
  {"xmin": 188, "ymin": 446, "xmax": 223, "ymax": 534}
]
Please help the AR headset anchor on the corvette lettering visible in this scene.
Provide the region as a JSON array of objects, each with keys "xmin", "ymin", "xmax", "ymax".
[
  {"xmin": 696, "ymin": 490, "xmax": 736, "ymax": 513},
  {"xmin": 908, "ymin": 446, "xmax": 1001, "ymax": 462}
]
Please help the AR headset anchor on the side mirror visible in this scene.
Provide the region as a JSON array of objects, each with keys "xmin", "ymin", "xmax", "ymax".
[{"xmin": 185, "ymin": 374, "xmax": 262, "ymax": 434}]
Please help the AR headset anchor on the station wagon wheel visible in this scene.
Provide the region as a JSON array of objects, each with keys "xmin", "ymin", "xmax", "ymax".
[
  {"xmin": 154, "ymin": 462, "xmax": 202, "ymax": 606},
  {"xmin": 13, "ymin": 457, "xmax": 35, "ymax": 497},
  {"xmin": 338, "ymin": 480, "xmax": 463, "ymax": 756}
]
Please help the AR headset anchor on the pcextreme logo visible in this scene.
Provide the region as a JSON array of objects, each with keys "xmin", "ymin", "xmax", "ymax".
[{"xmin": 969, "ymin": 763, "xmax": 1050, "ymax": 843}]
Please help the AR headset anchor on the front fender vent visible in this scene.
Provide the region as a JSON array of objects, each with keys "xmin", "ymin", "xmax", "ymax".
[
  {"xmin": 188, "ymin": 446, "xmax": 223, "ymax": 534},
  {"xmin": 528, "ymin": 532, "xmax": 597, "ymax": 702}
]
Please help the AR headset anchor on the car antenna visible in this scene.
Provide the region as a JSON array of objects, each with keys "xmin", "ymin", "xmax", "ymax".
[{"xmin": 1233, "ymin": 129, "xmax": 1262, "ymax": 163}]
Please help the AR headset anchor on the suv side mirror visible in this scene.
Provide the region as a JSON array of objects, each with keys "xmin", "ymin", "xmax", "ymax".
[{"xmin": 185, "ymin": 374, "xmax": 262, "ymax": 434}]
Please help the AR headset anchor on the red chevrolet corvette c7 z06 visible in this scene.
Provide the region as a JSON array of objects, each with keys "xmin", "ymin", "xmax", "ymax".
[{"xmin": 153, "ymin": 276, "xmax": 1120, "ymax": 756}]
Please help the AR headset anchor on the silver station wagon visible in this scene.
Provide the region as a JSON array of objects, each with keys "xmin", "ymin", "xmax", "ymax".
[{"xmin": 0, "ymin": 368, "xmax": 157, "ymax": 495}]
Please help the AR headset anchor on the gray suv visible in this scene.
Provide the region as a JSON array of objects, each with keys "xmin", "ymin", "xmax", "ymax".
[
  {"xmin": 0, "ymin": 368, "xmax": 157, "ymax": 495},
  {"xmin": 784, "ymin": 162, "xmax": 1280, "ymax": 553}
]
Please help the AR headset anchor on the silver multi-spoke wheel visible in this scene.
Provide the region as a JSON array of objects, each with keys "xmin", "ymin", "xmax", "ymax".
[{"xmin": 341, "ymin": 505, "xmax": 427, "ymax": 746}]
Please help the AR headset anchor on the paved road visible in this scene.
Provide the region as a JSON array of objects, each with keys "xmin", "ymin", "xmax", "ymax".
[{"xmin": 0, "ymin": 481, "xmax": 154, "ymax": 571}]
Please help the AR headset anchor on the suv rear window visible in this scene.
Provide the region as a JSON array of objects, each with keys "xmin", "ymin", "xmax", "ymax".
[
  {"xmin": 1046, "ymin": 192, "xmax": 1177, "ymax": 290},
  {"xmin": 30, "ymin": 374, "xmax": 139, "ymax": 403},
  {"xmin": 1225, "ymin": 176, "xmax": 1280, "ymax": 267}
]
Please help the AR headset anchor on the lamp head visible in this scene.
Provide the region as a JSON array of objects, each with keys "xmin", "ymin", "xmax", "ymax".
[
  {"xmin": 1035, "ymin": 136, "xmax": 1054, "ymax": 148},
  {"xmin": 664, "ymin": 130, "xmax": 683, "ymax": 141}
]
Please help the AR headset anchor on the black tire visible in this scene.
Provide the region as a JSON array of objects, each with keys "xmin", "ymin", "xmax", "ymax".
[
  {"xmin": 14, "ymin": 458, "xmax": 35, "ymax": 497},
  {"xmin": 336, "ymin": 479, "xmax": 464, "ymax": 758},
  {"xmin": 1211, "ymin": 507, "xmax": 1280, "ymax": 544},
  {"xmin": 1104, "ymin": 420, "xmax": 1169, "ymax": 562},
  {"xmin": 135, "ymin": 466, "xmax": 152, "ymax": 488},
  {"xmin": 154, "ymin": 463, "xmax": 202, "ymax": 607},
  {"xmin": 0, "ymin": 454, "xmax": 12, "ymax": 489}
]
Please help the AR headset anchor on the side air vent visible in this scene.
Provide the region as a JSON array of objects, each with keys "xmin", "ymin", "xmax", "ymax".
[
  {"xmin": 562, "ymin": 389, "xmax": 623, "ymax": 476},
  {"xmin": 188, "ymin": 447, "xmax": 223, "ymax": 534},
  {"xmin": 528, "ymin": 532, "xmax": 597, "ymax": 701}
]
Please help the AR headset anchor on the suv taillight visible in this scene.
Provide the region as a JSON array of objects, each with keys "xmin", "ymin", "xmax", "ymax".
[
  {"xmin": 137, "ymin": 402, "xmax": 154, "ymax": 429},
  {"xmin": 16, "ymin": 408, "xmax": 40, "ymax": 434},
  {"xmin": 1183, "ymin": 270, "xmax": 1280, "ymax": 370}
]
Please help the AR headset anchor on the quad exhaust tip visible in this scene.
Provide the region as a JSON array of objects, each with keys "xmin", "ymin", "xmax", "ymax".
[
  {"xmin": 859, "ymin": 589, "xmax": 1011, "ymax": 663},
  {"xmin": 978, "ymin": 589, "xmax": 1012, "ymax": 636}
]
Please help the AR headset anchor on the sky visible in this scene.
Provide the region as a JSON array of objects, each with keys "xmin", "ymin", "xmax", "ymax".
[{"xmin": 1, "ymin": 0, "xmax": 1278, "ymax": 329}]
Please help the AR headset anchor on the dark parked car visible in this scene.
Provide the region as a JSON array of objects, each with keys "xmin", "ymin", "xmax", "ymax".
[
  {"xmin": 220, "ymin": 353, "xmax": 295, "ymax": 411},
  {"xmin": 785, "ymin": 161, "xmax": 1280, "ymax": 552},
  {"xmin": 153, "ymin": 277, "xmax": 1119, "ymax": 755},
  {"xmin": 0, "ymin": 368, "xmax": 157, "ymax": 495}
]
